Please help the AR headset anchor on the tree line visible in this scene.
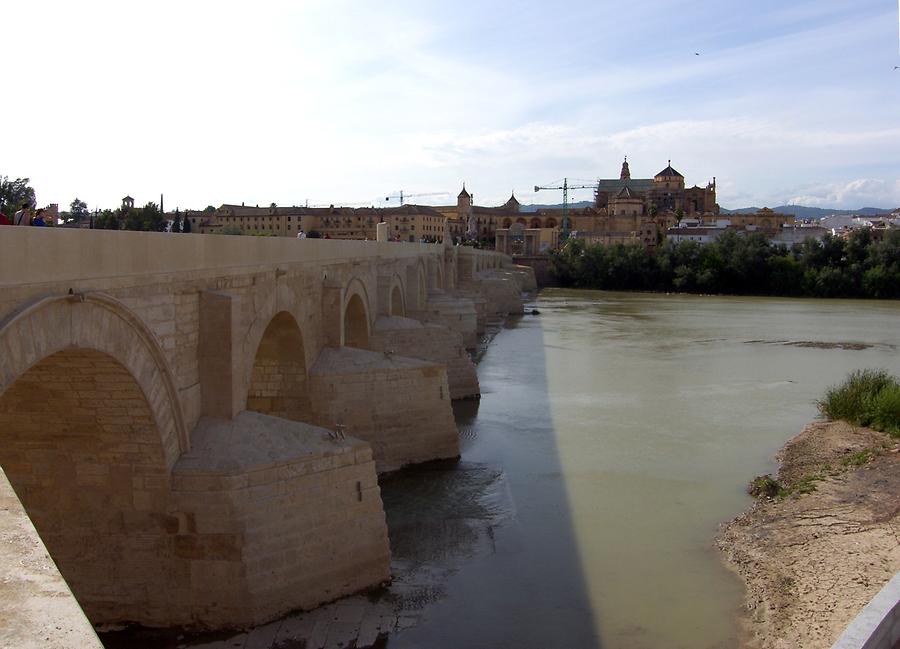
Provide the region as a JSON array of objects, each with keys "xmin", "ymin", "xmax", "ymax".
[
  {"xmin": 1, "ymin": 175, "xmax": 205, "ymax": 232},
  {"xmin": 548, "ymin": 229, "xmax": 900, "ymax": 299}
]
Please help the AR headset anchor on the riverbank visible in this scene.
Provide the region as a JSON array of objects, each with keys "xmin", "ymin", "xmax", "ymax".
[{"xmin": 718, "ymin": 420, "xmax": 900, "ymax": 649}]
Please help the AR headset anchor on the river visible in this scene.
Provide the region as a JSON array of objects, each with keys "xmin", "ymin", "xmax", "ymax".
[
  {"xmin": 103, "ymin": 290, "xmax": 900, "ymax": 649},
  {"xmin": 382, "ymin": 290, "xmax": 900, "ymax": 649}
]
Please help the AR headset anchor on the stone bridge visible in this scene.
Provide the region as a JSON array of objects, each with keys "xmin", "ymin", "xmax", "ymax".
[{"xmin": 0, "ymin": 229, "xmax": 535, "ymax": 639}]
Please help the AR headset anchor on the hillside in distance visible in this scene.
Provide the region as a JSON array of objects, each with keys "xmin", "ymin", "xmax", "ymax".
[
  {"xmin": 519, "ymin": 202, "xmax": 895, "ymax": 219},
  {"xmin": 719, "ymin": 205, "xmax": 895, "ymax": 219}
]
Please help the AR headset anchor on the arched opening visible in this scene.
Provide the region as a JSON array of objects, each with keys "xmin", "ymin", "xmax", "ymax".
[
  {"xmin": 502, "ymin": 218, "xmax": 512, "ymax": 228},
  {"xmin": 390, "ymin": 285, "xmax": 404, "ymax": 316},
  {"xmin": 546, "ymin": 218, "xmax": 557, "ymax": 228},
  {"xmin": 516, "ymin": 217, "xmax": 527, "ymax": 225},
  {"xmin": 0, "ymin": 348, "xmax": 172, "ymax": 625},
  {"xmin": 530, "ymin": 217, "xmax": 541, "ymax": 229},
  {"xmin": 247, "ymin": 312, "xmax": 311, "ymax": 421},
  {"xmin": 417, "ymin": 265, "xmax": 427, "ymax": 308},
  {"xmin": 344, "ymin": 293, "xmax": 369, "ymax": 348}
]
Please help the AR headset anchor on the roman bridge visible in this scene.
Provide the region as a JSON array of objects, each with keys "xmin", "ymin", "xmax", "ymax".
[{"xmin": 0, "ymin": 228, "xmax": 535, "ymax": 642}]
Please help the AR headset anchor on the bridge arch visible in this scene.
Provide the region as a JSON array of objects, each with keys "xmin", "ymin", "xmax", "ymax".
[
  {"xmin": 246, "ymin": 311, "xmax": 311, "ymax": 421},
  {"xmin": 408, "ymin": 259, "xmax": 428, "ymax": 310},
  {"xmin": 343, "ymin": 277, "xmax": 371, "ymax": 348},
  {"xmin": 388, "ymin": 273, "xmax": 406, "ymax": 317},
  {"xmin": 0, "ymin": 293, "xmax": 187, "ymax": 465},
  {"xmin": 0, "ymin": 293, "xmax": 186, "ymax": 625},
  {"xmin": 429, "ymin": 257, "xmax": 444, "ymax": 290}
]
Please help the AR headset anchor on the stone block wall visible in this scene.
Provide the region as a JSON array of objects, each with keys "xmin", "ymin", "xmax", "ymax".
[
  {"xmin": 501, "ymin": 265, "xmax": 538, "ymax": 292},
  {"xmin": 170, "ymin": 412, "xmax": 390, "ymax": 628},
  {"xmin": 0, "ymin": 232, "xmax": 525, "ymax": 632},
  {"xmin": 308, "ymin": 347, "xmax": 459, "ymax": 472},
  {"xmin": 460, "ymin": 274, "xmax": 524, "ymax": 318},
  {"xmin": 0, "ymin": 467, "xmax": 104, "ymax": 649},
  {"xmin": 369, "ymin": 316, "xmax": 480, "ymax": 400},
  {"xmin": 0, "ymin": 348, "xmax": 175, "ymax": 626},
  {"xmin": 409, "ymin": 292, "xmax": 480, "ymax": 349}
]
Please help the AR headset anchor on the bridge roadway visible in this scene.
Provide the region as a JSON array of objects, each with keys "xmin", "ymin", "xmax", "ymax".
[{"xmin": 0, "ymin": 228, "xmax": 535, "ymax": 644}]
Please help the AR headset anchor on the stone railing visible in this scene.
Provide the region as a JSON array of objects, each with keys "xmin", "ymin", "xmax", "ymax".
[
  {"xmin": 0, "ymin": 468, "xmax": 103, "ymax": 648},
  {"xmin": 0, "ymin": 228, "xmax": 442, "ymax": 287},
  {"xmin": 831, "ymin": 573, "xmax": 900, "ymax": 649}
]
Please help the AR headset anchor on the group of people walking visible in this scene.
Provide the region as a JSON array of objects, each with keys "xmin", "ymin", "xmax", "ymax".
[{"xmin": 0, "ymin": 203, "xmax": 48, "ymax": 226}]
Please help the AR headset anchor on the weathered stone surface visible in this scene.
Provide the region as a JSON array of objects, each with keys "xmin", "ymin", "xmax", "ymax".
[
  {"xmin": 0, "ymin": 468, "xmax": 103, "ymax": 649},
  {"xmin": 170, "ymin": 412, "xmax": 391, "ymax": 628},
  {"xmin": 0, "ymin": 230, "xmax": 518, "ymax": 632},
  {"xmin": 410, "ymin": 291, "xmax": 480, "ymax": 349},
  {"xmin": 369, "ymin": 316, "xmax": 480, "ymax": 400},
  {"xmin": 308, "ymin": 347, "xmax": 460, "ymax": 473}
]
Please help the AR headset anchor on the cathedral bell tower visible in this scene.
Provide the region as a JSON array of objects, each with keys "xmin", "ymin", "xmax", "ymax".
[{"xmin": 620, "ymin": 157, "xmax": 631, "ymax": 181}]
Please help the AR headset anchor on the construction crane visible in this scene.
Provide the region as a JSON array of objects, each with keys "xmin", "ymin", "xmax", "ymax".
[
  {"xmin": 383, "ymin": 190, "xmax": 449, "ymax": 206},
  {"xmin": 533, "ymin": 178, "xmax": 596, "ymax": 241}
]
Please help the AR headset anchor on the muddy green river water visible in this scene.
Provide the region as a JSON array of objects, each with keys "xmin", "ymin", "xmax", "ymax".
[
  {"xmin": 386, "ymin": 290, "xmax": 900, "ymax": 649},
  {"xmin": 106, "ymin": 290, "xmax": 900, "ymax": 649}
]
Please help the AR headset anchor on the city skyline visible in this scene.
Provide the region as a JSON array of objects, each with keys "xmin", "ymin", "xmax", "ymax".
[{"xmin": 4, "ymin": 0, "xmax": 899, "ymax": 212}]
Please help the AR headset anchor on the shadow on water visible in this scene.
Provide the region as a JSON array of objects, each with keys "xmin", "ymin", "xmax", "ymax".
[
  {"xmin": 374, "ymin": 314, "xmax": 601, "ymax": 649},
  {"xmin": 100, "ymin": 314, "xmax": 599, "ymax": 649}
]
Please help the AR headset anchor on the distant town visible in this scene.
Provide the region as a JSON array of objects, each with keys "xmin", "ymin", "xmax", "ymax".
[{"xmin": 6, "ymin": 160, "xmax": 899, "ymax": 255}]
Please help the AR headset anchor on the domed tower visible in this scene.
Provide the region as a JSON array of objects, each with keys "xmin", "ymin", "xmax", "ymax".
[
  {"xmin": 654, "ymin": 160, "xmax": 685, "ymax": 190},
  {"xmin": 620, "ymin": 157, "xmax": 631, "ymax": 181}
]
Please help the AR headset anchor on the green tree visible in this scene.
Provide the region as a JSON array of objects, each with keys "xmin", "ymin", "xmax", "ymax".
[
  {"xmin": 0, "ymin": 176, "xmax": 36, "ymax": 216},
  {"xmin": 94, "ymin": 209, "xmax": 119, "ymax": 230},
  {"xmin": 122, "ymin": 202, "xmax": 165, "ymax": 232},
  {"xmin": 69, "ymin": 198, "xmax": 89, "ymax": 224}
]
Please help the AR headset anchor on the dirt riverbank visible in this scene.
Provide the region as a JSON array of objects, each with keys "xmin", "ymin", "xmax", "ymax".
[{"xmin": 718, "ymin": 420, "xmax": 900, "ymax": 649}]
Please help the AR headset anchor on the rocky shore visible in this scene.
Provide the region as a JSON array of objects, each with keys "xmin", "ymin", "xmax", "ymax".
[{"xmin": 718, "ymin": 420, "xmax": 900, "ymax": 649}]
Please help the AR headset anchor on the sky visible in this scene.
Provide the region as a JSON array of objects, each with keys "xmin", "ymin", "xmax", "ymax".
[{"xmin": 3, "ymin": 0, "xmax": 900, "ymax": 212}]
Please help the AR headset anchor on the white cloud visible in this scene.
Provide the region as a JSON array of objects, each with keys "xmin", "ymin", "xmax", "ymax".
[
  {"xmin": 787, "ymin": 179, "xmax": 900, "ymax": 209},
  {"xmin": 3, "ymin": 1, "xmax": 898, "ymax": 211}
]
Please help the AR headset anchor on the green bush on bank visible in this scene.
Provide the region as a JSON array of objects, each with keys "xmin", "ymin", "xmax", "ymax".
[{"xmin": 817, "ymin": 369, "xmax": 900, "ymax": 436}]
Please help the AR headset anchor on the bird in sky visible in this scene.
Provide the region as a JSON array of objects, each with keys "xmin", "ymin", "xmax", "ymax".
[{"xmin": 694, "ymin": 52, "xmax": 700, "ymax": 56}]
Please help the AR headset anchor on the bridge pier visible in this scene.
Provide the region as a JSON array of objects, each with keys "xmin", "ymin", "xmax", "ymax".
[
  {"xmin": 307, "ymin": 347, "xmax": 459, "ymax": 473},
  {"xmin": 369, "ymin": 316, "xmax": 480, "ymax": 401},
  {"xmin": 410, "ymin": 291, "xmax": 480, "ymax": 349},
  {"xmin": 170, "ymin": 412, "xmax": 389, "ymax": 628}
]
